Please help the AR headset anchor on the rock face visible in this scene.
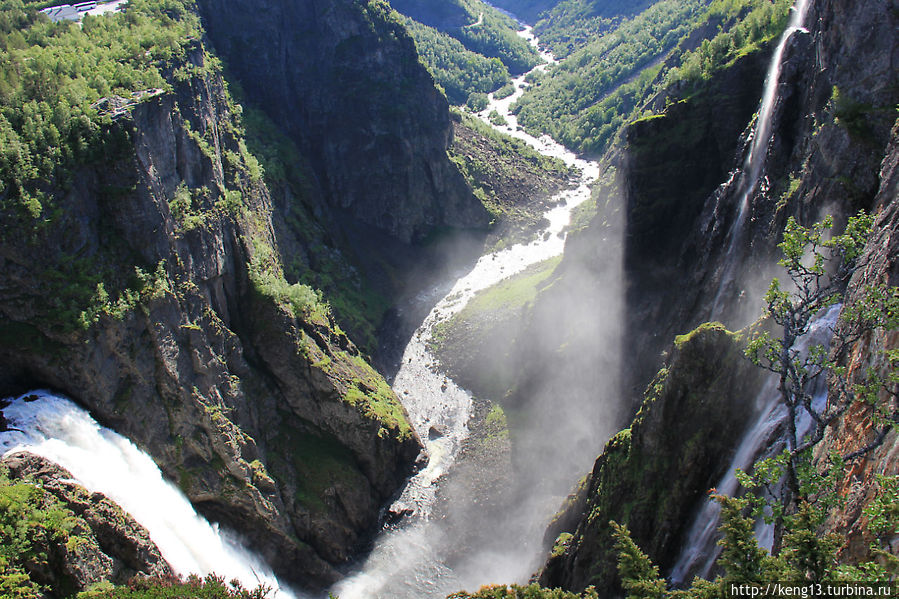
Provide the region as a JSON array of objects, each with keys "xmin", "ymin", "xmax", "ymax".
[
  {"xmin": 617, "ymin": 0, "xmax": 899, "ymax": 395},
  {"xmin": 815, "ymin": 120, "xmax": 899, "ymax": 565},
  {"xmin": 536, "ymin": 0, "xmax": 899, "ymax": 592},
  {"xmin": 1, "ymin": 451, "xmax": 173, "ymax": 595},
  {"xmin": 619, "ymin": 49, "xmax": 770, "ymax": 389},
  {"xmin": 537, "ymin": 324, "xmax": 765, "ymax": 597},
  {"xmin": 194, "ymin": 0, "xmax": 488, "ymax": 243},
  {"xmin": 0, "ymin": 33, "xmax": 422, "ymax": 591}
]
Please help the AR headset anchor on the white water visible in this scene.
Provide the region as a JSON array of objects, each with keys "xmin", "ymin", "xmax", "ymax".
[
  {"xmin": 0, "ymin": 390, "xmax": 297, "ymax": 597},
  {"xmin": 712, "ymin": 0, "xmax": 813, "ymax": 311},
  {"xmin": 739, "ymin": 0, "xmax": 812, "ymax": 210},
  {"xmin": 670, "ymin": 303, "xmax": 840, "ymax": 585},
  {"xmin": 331, "ymin": 26, "xmax": 601, "ymax": 599}
]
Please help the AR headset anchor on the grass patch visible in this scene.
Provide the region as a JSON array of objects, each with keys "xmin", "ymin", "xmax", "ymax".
[{"xmin": 466, "ymin": 255, "xmax": 562, "ymax": 314}]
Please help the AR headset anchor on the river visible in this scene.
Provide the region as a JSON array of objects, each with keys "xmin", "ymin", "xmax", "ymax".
[{"xmin": 330, "ymin": 25, "xmax": 603, "ymax": 599}]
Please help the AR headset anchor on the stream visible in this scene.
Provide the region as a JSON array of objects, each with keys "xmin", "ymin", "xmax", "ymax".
[{"xmin": 330, "ymin": 25, "xmax": 602, "ymax": 599}]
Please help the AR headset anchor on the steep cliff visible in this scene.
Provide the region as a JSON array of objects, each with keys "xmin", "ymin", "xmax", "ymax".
[
  {"xmin": 537, "ymin": 324, "xmax": 766, "ymax": 596},
  {"xmin": 529, "ymin": 0, "xmax": 899, "ymax": 592},
  {"xmin": 619, "ymin": 48, "xmax": 770, "ymax": 390},
  {"xmin": 0, "ymin": 1, "xmax": 427, "ymax": 589},
  {"xmin": 815, "ymin": 120, "xmax": 899, "ymax": 565},
  {"xmin": 621, "ymin": 0, "xmax": 899, "ymax": 394},
  {"xmin": 194, "ymin": 0, "xmax": 489, "ymax": 244}
]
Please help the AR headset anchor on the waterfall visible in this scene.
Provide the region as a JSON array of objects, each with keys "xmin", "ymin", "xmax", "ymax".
[
  {"xmin": 669, "ymin": 303, "xmax": 840, "ymax": 585},
  {"xmin": 712, "ymin": 0, "xmax": 813, "ymax": 313},
  {"xmin": 0, "ymin": 390, "xmax": 297, "ymax": 597},
  {"xmin": 330, "ymin": 25, "xmax": 608, "ymax": 599}
]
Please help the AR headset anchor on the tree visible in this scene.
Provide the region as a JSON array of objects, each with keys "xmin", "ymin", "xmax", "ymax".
[
  {"xmin": 612, "ymin": 484, "xmax": 897, "ymax": 597},
  {"xmin": 610, "ymin": 521, "xmax": 667, "ymax": 599},
  {"xmin": 742, "ymin": 212, "xmax": 899, "ymax": 533}
]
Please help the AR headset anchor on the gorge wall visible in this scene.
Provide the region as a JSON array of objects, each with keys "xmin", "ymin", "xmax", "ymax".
[
  {"xmin": 532, "ymin": 0, "xmax": 898, "ymax": 592},
  {"xmin": 194, "ymin": 0, "xmax": 488, "ymax": 244},
  {"xmin": 0, "ymin": 0, "xmax": 497, "ymax": 589},
  {"xmin": 538, "ymin": 324, "xmax": 766, "ymax": 596},
  {"xmin": 621, "ymin": 0, "xmax": 899, "ymax": 392}
]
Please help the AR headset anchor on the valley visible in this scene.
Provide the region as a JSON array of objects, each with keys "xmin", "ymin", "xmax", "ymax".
[{"xmin": 0, "ymin": 0, "xmax": 896, "ymax": 597}]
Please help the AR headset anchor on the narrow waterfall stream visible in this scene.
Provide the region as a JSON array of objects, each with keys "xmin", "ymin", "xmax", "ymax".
[
  {"xmin": 712, "ymin": 0, "xmax": 813, "ymax": 311},
  {"xmin": 669, "ymin": 303, "xmax": 841, "ymax": 585},
  {"xmin": 331, "ymin": 26, "xmax": 602, "ymax": 599},
  {"xmin": 0, "ymin": 390, "xmax": 297, "ymax": 597}
]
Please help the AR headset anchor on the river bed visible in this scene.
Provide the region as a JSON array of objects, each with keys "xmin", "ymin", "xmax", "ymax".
[{"xmin": 330, "ymin": 26, "xmax": 602, "ymax": 599}]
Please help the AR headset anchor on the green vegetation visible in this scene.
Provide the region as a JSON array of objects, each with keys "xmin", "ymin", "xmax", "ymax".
[
  {"xmin": 268, "ymin": 419, "xmax": 364, "ymax": 513},
  {"xmin": 429, "ymin": 257, "xmax": 561, "ymax": 400},
  {"xmin": 451, "ymin": 0, "xmax": 540, "ymax": 74},
  {"xmin": 611, "ymin": 484, "xmax": 899, "ymax": 597},
  {"xmin": 1, "ymin": 468, "xmax": 268, "ymax": 597},
  {"xmin": 513, "ymin": 0, "xmax": 794, "ymax": 156},
  {"xmin": 493, "ymin": 81, "xmax": 516, "ymax": 100},
  {"xmin": 430, "ymin": 256, "xmax": 562, "ymax": 356},
  {"xmin": 240, "ymin": 105, "xmax": 389, "ymax": 353},
  {"xmin": 467, "ymin": 256, "xmax": 561, "ymax": 314},
  {"xmin": 0, "ymin": 0, "xmax": 201, "ymax": 214},
  {"xmin": 449, "ymin": 109, "xmax": 571, "ymax": 240},
  {"xmin": 79, "ymin": 261, "xmax": 171, "ymax": 327},
  {"xmin": 246, "ymin": 231, "xmax": 323, "ymax": 320},
  {"xmin": 742, "ymin": 212, "xmax": 897, "ymax": 523},
  {"xmin": 482, "ymin": 0, "xmax": 560, "ymax": 25},
  {"xmin": 0, "ymin": 0, "xmax": 261, "ymax": 335},
  {"xmin": 488, "ymin": 109, "xmax": 508, "ymax": 126},
  {"xmin": 448, "ymin": 584, "xmax": 598, "ymax": 599},
  {"xmin": 533, "ymin": 0, "xmax": 657, "ymax": 58},
  {"xmin": 513, "ymin": 0, "xmax": 705, "ymax": 154},
  {"xmin": 607, "ymin": 213, "xmax": 899, "ymax": 596},
  {"xmin": 673, "ymin": 321, "xmax": 727, "ymax": 348},
  {"xmin": 669, "ymin": 0, "xmax": 792, "ymax": 86},
  {"xmin": 832, "ymin": 86, "xmax": 877, "ymax": 141},
  {"xmin": 0, "ymin": 466, "xmax": 78, "ymax": 597},
  {"xmin": 244, "ymin": 233, "xmax": 408, "ymax": 442},
  {"xmin": 342, "ymin": 353, "xmax": 414, "ymax": 440},
  {"xmin": 390, "ymin": 0, "xmax": 540, "ymax": 76},
  {"xmin": 76, "ymin": 575, "xmax": 270, "ymax": 598},
  {"xmin": 404, "ymin": 18, "xmax": 510, "ymax": 105},
  {"xmin": 467, "ymin": 91, "xmax": 490, "ymax": 111}
]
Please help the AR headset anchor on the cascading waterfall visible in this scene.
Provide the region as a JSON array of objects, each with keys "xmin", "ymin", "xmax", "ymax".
[
  {"xmin": 712, "ymin": 0, "xmax": 813, "ymax": 312},
  {"xmin": 0, "ymin": 390, "xmax": 298, "ymax": 597},
  {"xmin": 669, "ymin": 303, "xmax": 840, "ymax": 585},
  {"xmin": 330, "ymin": 25, "xmax": 603, "ymax": 599}
]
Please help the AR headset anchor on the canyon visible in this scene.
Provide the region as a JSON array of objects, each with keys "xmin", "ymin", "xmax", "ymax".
[{"xmin": 0, "ymin": 0, "xmax": 896, "ymax": 596}]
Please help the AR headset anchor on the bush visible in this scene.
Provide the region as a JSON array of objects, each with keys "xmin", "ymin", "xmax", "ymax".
[{"xmin": 467, "ymin": 91, "xmax": 489, "ymax": 111}]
